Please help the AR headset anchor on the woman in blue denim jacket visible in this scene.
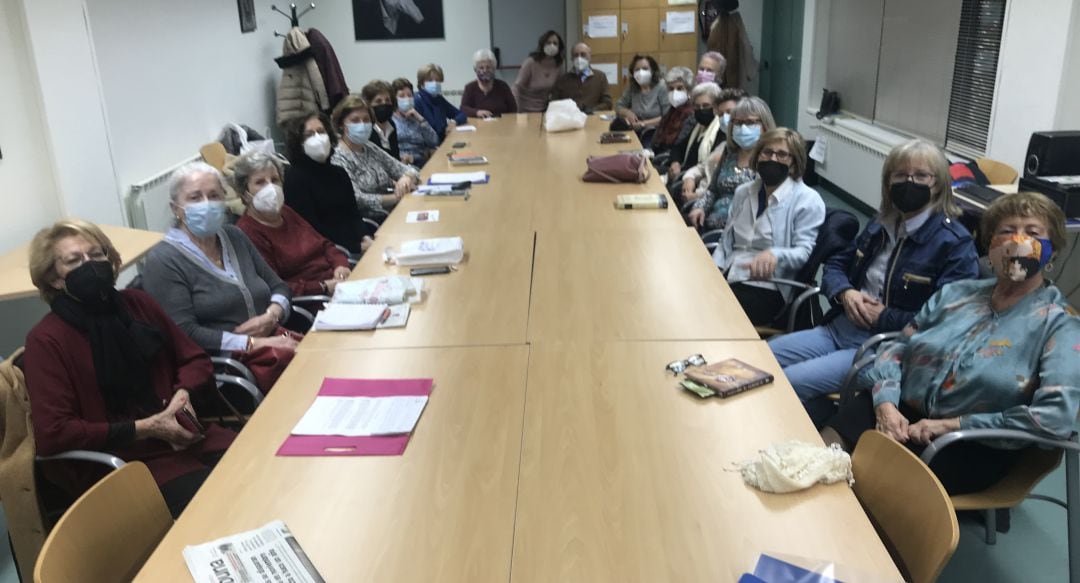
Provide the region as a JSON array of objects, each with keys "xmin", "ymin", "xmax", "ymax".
[{"xmin": 768, "ymin": 139, "xmax": 980, "ymax": 419}]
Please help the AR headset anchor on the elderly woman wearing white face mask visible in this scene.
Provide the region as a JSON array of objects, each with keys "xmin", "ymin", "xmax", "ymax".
[
  {"xmin": 234, "ymin": 151, "xmax": 352, "ymax": 297},
  {"xmin": 142, "ymin": 162, "xmax": 299, "ymax": 364}
]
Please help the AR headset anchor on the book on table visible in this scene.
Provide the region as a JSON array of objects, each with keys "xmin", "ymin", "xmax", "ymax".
[
  {"xmin": 447, "ymin": 151, "xmax": 488, "ymax": 165},
  {"xmin": 614, "ymin": 193, "xmax": 668, "ymax": 209},
  {"xmin": 683, "ymin": 359, "xmax": 774, "ymax": 398}
]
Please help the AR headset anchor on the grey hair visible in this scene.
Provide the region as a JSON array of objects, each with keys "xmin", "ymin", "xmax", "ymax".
[
  {"xmin": 473, "ymin": 48, "xmax": 497, "ymax": 68},
  {"xmin": 690, "ymin": 81, "xmax": 722, "ymax": 105},
  {"xmin": 701, "ymin": 51, "xmax": 728, "ymax": 76},
  {"xmin": 168, "ymin": 161, "xmax": 227, "ymax": 226},
  {"xmin": 231, "ymin": 151, "xmax": 284, "ymax": 195},
  {"xmin": 726, "ymin": 96, "xmax": 777, "ymax": 151},
  {"xmin": 664, "ymin": 66, "xmax": 694, "ymax": 88}
]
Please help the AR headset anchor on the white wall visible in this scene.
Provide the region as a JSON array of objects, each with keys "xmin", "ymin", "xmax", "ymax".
[
  {"xmin": 303, "ymin": 0, "xmax": 491, "ymax": 95},
  {"xmin": 85, "ymin": 0, "xmax": 282, "ymax": 192},
  {"xmin": 985, "ymin": 0, "xmax": 1077, "ymax": 171},
  {"xmin": 1053, "ymin": 2, "xmax": 1080, "ymax": 131},
  {"xmin": 0, "ymin": 0, "xmax": 60, "ymax": 252}
]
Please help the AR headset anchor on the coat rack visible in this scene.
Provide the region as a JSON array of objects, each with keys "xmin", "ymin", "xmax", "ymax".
[{"xmin": 272, "ymin": 3, "xmax": 315, "ymax": 34}]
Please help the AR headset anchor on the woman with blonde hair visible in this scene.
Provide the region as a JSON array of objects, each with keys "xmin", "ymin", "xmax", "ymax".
[
  {"xmin": 23, "ymin": 219, "xmax": 235, "ymax": 516},
  {"xmin": 768, "ymin": 139, "xmax": 980, "ymax": 423}
]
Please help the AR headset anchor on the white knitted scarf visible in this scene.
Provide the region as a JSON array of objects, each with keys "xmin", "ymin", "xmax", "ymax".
[{"xmin": 737, "ymin": 441, "xmax": 854, "ymax": 493}]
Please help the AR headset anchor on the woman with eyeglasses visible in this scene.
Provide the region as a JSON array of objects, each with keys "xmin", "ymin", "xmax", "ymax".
[
  {"xmin": 768, "ymin": 139, "xmax": 980, "ymax": 424},
  {"xmin": 711, "ymin": 128, "xmax": 826, "ymax": 325},
  {"xmin": 24, "ymin": 219, "xmax": 236, "ymax": 517},
  {"xmin": 686, "ymin": 96, "xmax": 774, "ymax": 229}
]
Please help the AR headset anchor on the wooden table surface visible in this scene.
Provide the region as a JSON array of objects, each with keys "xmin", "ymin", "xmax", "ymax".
[
  {"xmin": 0, "ymin": 224, "xmax": 162, "ymax": 302},
  {"xmin": 298, "ymin": 229, "xmax": 534, "ymax": 351},
  {"xmin": 529, "ymin": 226, "xmax": 759, "ymax": 342},
  {"xmin": 512, "ymin": 340, "xmax": 902, "ymax": 582},
  {"xmin": 135, "ymin": 345, "xmax": 530, "ymax": 582},
  {"xmin": 134, "ymin": 113, "xmax": 901, "ymax": 582}
]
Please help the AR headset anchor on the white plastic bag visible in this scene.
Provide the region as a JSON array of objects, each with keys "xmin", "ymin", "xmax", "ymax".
[
  {"xmin": 736, "ymin": 441, "xmax": 854, "ymax": 493},
  {"xmin": 544, "ymin": 99, "xmax": 587, "ymax": 133}
]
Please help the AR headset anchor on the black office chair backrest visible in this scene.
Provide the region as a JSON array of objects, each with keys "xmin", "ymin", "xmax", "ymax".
[{"xmin": 793, "ymin": 208, "xmax": 859, "ymax": 284}]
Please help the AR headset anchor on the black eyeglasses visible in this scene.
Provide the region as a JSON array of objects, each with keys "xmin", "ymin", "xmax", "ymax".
[{"xmin": 666, "ymin": 354, "xmax": 707, "ymax": 375}]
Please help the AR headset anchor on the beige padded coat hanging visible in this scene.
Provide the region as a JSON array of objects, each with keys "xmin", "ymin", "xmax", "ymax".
[{"xmin": 275, "ymin": 27, "xmax": 330, "ymax": 128}]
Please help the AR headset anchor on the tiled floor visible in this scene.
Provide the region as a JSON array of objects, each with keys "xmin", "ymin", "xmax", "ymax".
[{"xmin": 0, "ymin": 184, "xmax": 1071, "ymax": 582}]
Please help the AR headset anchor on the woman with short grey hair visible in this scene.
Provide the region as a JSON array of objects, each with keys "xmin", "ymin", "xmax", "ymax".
[
  {"xmin": 461, "ymin": 47, "xmax": 517, "ymax": 118},
  {"xmin": 666, "ymin": 82, "xmax": 726, "ymax": 206},
  {"xmin": 651, "ymin": 66, "xmax": 696, "ymax": 169},
  {"xmin": 142, "ymin": 161, "xmax": 298, "ymax": 388},
  {"xmin": 232, "ymin": 151, "xmax": 353, "ymax": 298}
]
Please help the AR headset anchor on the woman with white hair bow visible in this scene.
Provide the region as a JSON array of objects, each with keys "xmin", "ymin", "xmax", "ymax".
[{"xmin": 460, "ymin": 48, "xmax": 518, "ymax": 119}]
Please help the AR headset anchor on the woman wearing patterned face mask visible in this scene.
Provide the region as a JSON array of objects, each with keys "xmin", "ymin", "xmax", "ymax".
[
  {"xmin": 461, "ymin": 48, "xmax": 517, "ymax": 119},
  {"xmin": 330, "ymin": 94, "xmax": 420, "ymax": 217},
  {"xmin": 514, "ymin": 30, "xmax": 565, "ymax": 113},
  {"xmin": 24, "ymin": 219, "xmax": 237, "ymax": 517},
  {"xmin": 282, "ymin": 113, "xmax": 375, "ymax": 254},
  {"xmin": 234, "ymin": 151, "xmax": 352, "ymax": 298},
  {"xmin": 142, "ymin": 162, "xmax": 299, "ymax": 388},
  {"xmin": 820, "ymin": 191, "xmax": 1079, "ymax": 498}
]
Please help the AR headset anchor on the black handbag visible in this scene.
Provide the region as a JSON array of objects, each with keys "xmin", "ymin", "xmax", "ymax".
[{"xmin": 816, "ymin": 89, "xmax": 840, "ymax": 120}]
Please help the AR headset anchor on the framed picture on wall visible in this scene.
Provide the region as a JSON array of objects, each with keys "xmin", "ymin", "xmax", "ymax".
[
  {"xmin": 353, "ymin": 0, "xmax": 445, "ymax": 40},
  {"xmin": 238, "ymin": 0, "xmax": 257, "ymax": 33}
]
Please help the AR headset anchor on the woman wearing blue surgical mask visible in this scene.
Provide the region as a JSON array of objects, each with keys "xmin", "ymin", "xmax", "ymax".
[
  {"xmin": 391, "ymin": 78, "xmax": 440, "ymax": 167},
  {"xmin": 330, "ymin": 93, "xmax": 420, "ymax": 218},
  {"xmin": 462, "ymin": 48, "xmax": 517, "ymax": 119},
  {"xmin": 142, "ymin": 162, "xmax": 299, "ymax": 387},
  {"xmin": 413, "ymin": 63, "xmax": 467, "ymax": 140},
  {"xmin": 686, "ymin": 95, "xmax": 774, "ymax": 230},
  {"xmin": 514, "ymin": 30, "xmax": 565, "ymax": 113}
]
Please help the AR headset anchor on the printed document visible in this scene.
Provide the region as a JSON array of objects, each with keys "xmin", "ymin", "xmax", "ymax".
[{"xmin": 291, "ymin": 395, "xmax": 429, "ymax": 436}]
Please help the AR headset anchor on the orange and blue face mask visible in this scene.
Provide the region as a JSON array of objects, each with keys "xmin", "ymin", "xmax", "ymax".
[{"xmin": 988, "ymin": 233, "xmax": 1053, "ymax": 282}]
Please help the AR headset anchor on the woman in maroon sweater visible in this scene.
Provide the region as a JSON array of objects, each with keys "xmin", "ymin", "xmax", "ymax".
[
  {"xmin": 233, "ymin": 151, "xmax": 352, "ymax": 296},
  {"xmin": 24, "ymin": 219, "xmax": 235, "ymax": 517},
  {"xmin": 460, "ymin": 48, "xmax": 518, "ymax": 119}
]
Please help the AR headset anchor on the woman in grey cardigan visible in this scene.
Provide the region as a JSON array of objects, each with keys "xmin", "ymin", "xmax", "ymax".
[{"xmin": 142, "ymin": 162, "xmax": 298, "ymax": 358}]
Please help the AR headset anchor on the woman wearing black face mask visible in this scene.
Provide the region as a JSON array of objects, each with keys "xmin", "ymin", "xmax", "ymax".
[
  {"xmin": 23, "ymin": 220, "xmax": 236, "ymax": 518},
  {"xmin": 712, "ymin": 128, "xmax": 826, "ymax": 325},
  {"xmin": 666, "ymin": 82, "xmax": 724, "ymax": 207},
  {"xmin": 361, "ymin": 80, "xmax": 402, "ymax": 162},
  {"xmin": 768, "ymin": 139, "xmax": 981, "ymax": 426}
]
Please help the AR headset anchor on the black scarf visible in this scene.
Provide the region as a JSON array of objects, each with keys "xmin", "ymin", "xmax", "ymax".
[{"xmin": 50, "ymin": 290, "xmax": 165, "ymax": 416}]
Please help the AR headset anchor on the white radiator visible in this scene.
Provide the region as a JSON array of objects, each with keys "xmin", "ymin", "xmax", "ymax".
[
  {"xmin": 813, "ymin": 118, "xmax": 910, "ymax": 211},
  {"xmin": 126, "ymin": 155, "xmax": 200, "ymax": 233}
]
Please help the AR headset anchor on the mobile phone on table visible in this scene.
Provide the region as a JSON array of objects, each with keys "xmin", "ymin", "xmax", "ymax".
[
  {"xmin": 410, "ymin": 266, "xmax": 452, "ymax": 276},
  {"xmin": 452, "ymin": 142, "xmax": 467, "ymax": 148}
]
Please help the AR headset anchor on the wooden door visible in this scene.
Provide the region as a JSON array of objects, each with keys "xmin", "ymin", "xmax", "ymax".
[
  {"xmin": 658, "ymin": 7, "xmax": 698, "ymax": 52},
  {"xmin": 619, "ymin": 8, "xmax": 659, "ymax": 55},
  {"xmin": 581, "ymin": 10, "xmax": 621, "ymax": 55}
]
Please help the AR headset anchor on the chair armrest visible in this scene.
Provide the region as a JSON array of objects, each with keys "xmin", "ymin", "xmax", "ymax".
[
  {"xmin": 291, "ymin": 305, "xmax": 315, "ymax": 328},
  {"xmin": 839, "ymin": 353, "xmax": 877, "ymax": 405},
  {"xmin": 706, "ymin": 242, "xmax": 719, "ymax": 253},
  {"xmin": 216, "ymin": 373, "xmax": 264, "ymax": 406},
  {"xmin": 293, "ymin": 295, "xmax": 331, "ymax": 305},
  {"xmin": 853, "ymin": 331, "xmax": 902, "ymax": 363},
  {"xmin": 361, "ymin": 218, "xmax": 382, "ymax": 232},
  {"xmin": 766, "ymin": 278, "xmax": 815, "ymax": 291},
  {"xmin": 333, "ymin": 244, "xmax": 360, "ymax": 267},
  {"xmin": 210, "ymin": 356, "xmax": 257, "ymax": 386},
  {"xmin": 36, "ymin": 450, "xmax": 126, "ymax": 469},
  {"xmin": 700, "ymin": 229, "xmax": 724, "ymax": 244},
  {"xmin": 922, "ymin": 430, "xmax": 1080, "ymax": 465}
]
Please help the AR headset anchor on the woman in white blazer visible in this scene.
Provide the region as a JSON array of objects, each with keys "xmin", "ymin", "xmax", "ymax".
[{"xmin": 712, "ymin": 128, "xmax": 826, "ymax": 325}]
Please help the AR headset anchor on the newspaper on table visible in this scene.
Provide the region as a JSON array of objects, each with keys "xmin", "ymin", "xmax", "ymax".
[{"xmin": 183, "ymin": 520, "xmax": 324, "ymax": 583}]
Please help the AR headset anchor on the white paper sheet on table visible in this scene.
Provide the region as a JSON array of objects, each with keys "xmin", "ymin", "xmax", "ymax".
[
  {"xmin": 592, "ymin": 62, "xmax": 619, "ymax": 86},
  {"xmin": 406, "ymin": 210, "xmax": 440, "ymax": 223},
  {"xmin": 312, "ymin": 304, "xmax": 389, "ymax": 331},
  {"xmin": 455, "ymin": 125, "xmax": 477, "ymax": 132},
  {"xmin": 664, "ymin": 11, "xmax": 695, "ymax": 34},
  {"xmin": 587, "ymin": 14, "xmax": 618, "ymax": 38},
  {"xmin": 416, "ymin": 184, "xmax": 453, "ymax": 195},
  {"xmin": 429, "ymin": 171, "xmax": 489, "ymax": 184},
  {"xmin": 291, "ymin": 395, "xmax": 429, "ymax": 436}
]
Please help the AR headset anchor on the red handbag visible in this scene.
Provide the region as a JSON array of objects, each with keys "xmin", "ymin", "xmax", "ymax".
[
  {"xmin": 236, "ymin": 327, "xmax": 302, "ymax": 391},
  {"xmin": 582, "ymin": 153, "xmax": 652, "ymax": 183}
]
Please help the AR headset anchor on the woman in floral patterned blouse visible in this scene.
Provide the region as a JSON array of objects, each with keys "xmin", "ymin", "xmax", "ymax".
[{"xmin": 825, "ymin": 191, "xmax": 1080, "ymax": 495}]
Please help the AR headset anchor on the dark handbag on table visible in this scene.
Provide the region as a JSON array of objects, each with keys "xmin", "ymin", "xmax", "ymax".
[{"xmin": 583, "ymin": 153, "xmax": 652, "ymax": 183}]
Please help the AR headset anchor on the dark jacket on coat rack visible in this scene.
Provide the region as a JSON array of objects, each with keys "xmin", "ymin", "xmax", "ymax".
[
  {"xmin": 306, "ymin": 28, "xmax": 349, "ymax": 112},
  {"xmin": 707, "ymin": 8, "xmax": 758, "ymax": 90},
  {"xmin": 275, "ymin": 27, "xmax": 330, "ymax": 128}
]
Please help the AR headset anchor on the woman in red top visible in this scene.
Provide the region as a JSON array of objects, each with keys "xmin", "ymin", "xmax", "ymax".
[
  {"xmin": 233, "ymin": 151, "xmax": 353, "ymax": 296},
  {"xmin": 24, "ymin": 219, "xmax": 235, "ymax": 517}
]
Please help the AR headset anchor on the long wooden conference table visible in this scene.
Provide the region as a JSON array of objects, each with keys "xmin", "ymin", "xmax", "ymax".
[{"xmin": 136, "ymin": 114, "xmax": 902, "ymax": 581}]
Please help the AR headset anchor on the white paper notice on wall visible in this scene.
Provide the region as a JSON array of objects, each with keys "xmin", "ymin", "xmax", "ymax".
[
  {"xmin": 668, "ymin": 0, "xmax": 695, "ymax": 4},
  {"xmin": 664, "ymin": 11, "xmax": 695, "ymax": 35},
  {"xmin": 587, "ymin": 15, "xmax": 618, "ymax": 39},
  {"xmin": 809, "ymin": 136, "xmax": 828, "ymax": 165},
  {"xmin": 593, "ymin": 63, "xmax": 619, "ymax": 86}
]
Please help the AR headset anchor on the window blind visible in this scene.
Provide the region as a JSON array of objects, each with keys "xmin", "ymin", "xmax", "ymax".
[{"xmin": 945, "ymin": 0, "xmax": 1007, "ymax": 157}]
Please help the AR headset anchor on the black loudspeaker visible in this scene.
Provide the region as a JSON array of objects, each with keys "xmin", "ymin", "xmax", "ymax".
[{"xmin": 1024, "ymin": 131, "xmax": 1080, "ymax": 177}]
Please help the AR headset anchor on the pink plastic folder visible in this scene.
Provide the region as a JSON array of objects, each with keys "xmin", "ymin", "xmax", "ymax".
[{"xmin": 276, "ymin": 378, "xmax": 434, "ymax": 457}]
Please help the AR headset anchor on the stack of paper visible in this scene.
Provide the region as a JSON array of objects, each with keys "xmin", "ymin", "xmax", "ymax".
[
  {"xmin": 386, "ymin": 236, "xmax": 464, "ymax": 266},
  {"xmin": 312, "ymin": 303, "xmax": 389, "ymax": 330},
  {"xmin": 428, "ymin": 171, "xmax": 489, "ymax": 185},
  {"xmin": 331, "ymin": 276, "xmax": 423, "ymax": 305}
]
